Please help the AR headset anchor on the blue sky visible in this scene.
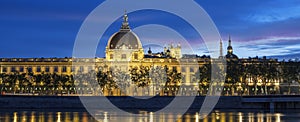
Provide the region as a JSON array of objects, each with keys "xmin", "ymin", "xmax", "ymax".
[{"xmin": 0, "ymin": 0, "xmax": 299, "ymax": 60}]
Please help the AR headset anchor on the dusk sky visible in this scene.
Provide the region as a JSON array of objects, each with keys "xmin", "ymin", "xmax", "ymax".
[{"xmin": 0, "ymin": 0, "xmax": 300, "ymax": 60}]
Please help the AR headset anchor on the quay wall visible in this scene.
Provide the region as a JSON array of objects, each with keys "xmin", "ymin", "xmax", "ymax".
[{"xmin": 0, "ymin": 95, "xmax": 300, "ymax": 111}]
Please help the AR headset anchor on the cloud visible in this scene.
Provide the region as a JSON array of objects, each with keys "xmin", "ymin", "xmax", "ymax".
[
  {"xmin": 235, "ymin": 36, "xmax": 300, "ymax": 58},
  {"xmin": 269, "ymin": 53, "xmax": 300, "ymax": 60},
  {"xmin": 244, "ymin": 6, "xmax": 300, "ymax": 23},
  {"xmin": 200, "ymin": 1, "xmax": 300, "ymax": 45}
]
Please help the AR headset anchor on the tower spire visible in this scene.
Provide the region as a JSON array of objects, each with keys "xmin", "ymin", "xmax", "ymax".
[
  {"xmin": 229, "ymin": 35, "xmax": 232, "ymax": 46},
  {"xmin": 227, "ymin": 35, "xmax": 233, "ymax": 54},
  {"xmin": 121, "ymin": 10, "xmax": 130, "ymax": 30},
  {"xmin": 219, "ymin": 39, "xmax": 223, "ymax": 58}
]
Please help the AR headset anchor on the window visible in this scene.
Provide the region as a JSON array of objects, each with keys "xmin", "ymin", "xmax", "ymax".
[
  {"xmin": 79, "ymin": 66, "xmax": 84, "ymax": 72},
  {"xmin": 134, "ymin": 54, "xmax": 138, "ymax": 60},
  {"xmin": 98, "ymin": 66, "xmax": 103, "ymax": 72},
  {"xmin": 88, "ymin": 66, "xmax": 93, "ymax": 72},
  {"xmin": 2, "ymin": 67, "xmax": 7, "ymax": 72},
  {"xmin": 190, "ymin": 67, "xmax": 194, "ymax": 72},
  {"xmin": 121, "ymin": 54, "xmax": 126, "ymax": 59},
  {"xmin": 27, "ymin": 67, "xmax": 32, "ymax": 72},
  {"xmin": 110, "ymin": 54, "xmax": 113, "ymax": 59},
  {"xmin": 71, "ymin": 66, "xmax": 75, "ymax": 72},
  {"xmin": 19, "ymin": 66, "xmax": 24, "ymax": 72},
  {"xmin": 182, "ymin": 75, "xmax": 186, "ymax": 82},
  {"xmin": 11, "ymin": 67, "xmax": 16, "ymax": 72},
  {"xmin": 45, "ymin": 66, "xmax": 50, "ymax": 72},
  {"xmin": 181, "ymin": 68, "xmax": 186, "ymax": 72},
  {"xmin": 172, "ymin": 66, "xmax": 177, "ymax": 72},
  {"xmin": 36, "ymin": 66, "xmax": 41, "ymax": 72},
  {"xmin": 54, "ymin": 66, "xmax": 58, "ymax": 72},
  {"xmin": 62, "ymin": 66, "xmax": 67, "ymax": 72},
  {"xmin": 190, "ymin": 74, "xmax": 196, "ymax": 82}
]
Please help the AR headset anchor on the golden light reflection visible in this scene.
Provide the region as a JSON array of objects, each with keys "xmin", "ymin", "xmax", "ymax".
[
  {"xmin": 65, "ymin": 112, "xmax": 70, "ymax": 122},
  {"xmin": 257, "ymin": 113, "xmax": 264, "ymax": 122},
  {"xmin": 185, "ymin": 114, "xmax": 191, "ymax": 122},
  {"xmin": 177, "ymin": 114, "xmax": 182, "ymax": 122},
  {"xmin": 103, "ymin": 112, "xmax": 108, "ymax": 122},
  {"xmin": 266, "ymin": 113, "xmax": 272, "ymax": 122},
  {"xmin": 195, "ymin": 113, "xmax": 199, "ymax": 122},
  {"xmin": 229, "ymin": 112, "xmax": 233, "ymax": 122},
  {"xmin": 276, "ymin": 113, "xmax": 281, "ymax": 122},
  {"xmin": 248, "ymin": 113, "xmax": 254, "ymax": 122},
  {"xmin": 203, "ymin": 114, "xmax": 208, "ymax": 122},
  {"xmin": 168, "ymin": 113, "xmax": 174, "ymax": 122},
  {"xmin": 57, "ymin": 112, "xmax": 61, "ymax": 122},
  {"xmin": 39, "ymin": 112, "xmax": 44, "ymax": 122},
  {"xmin": 0, "ymin": 111, "xmax": 286, "ymax": 122},
  {"xmin": 238, "ymin": 112, "xmax": 243, "ymax": 122},
  {"xmin": 13, "ymin": 112, "xmax": 17, "ymax": 122},
  {"xmin": 221, "ymin": 113, "xmax": 225, "ymax": 122},
  {"xmin": 82, "ymin": 112, "xmax": 88, "ymax": 122},
  {"xmin": 48, "ymin": 112, "xmax": 53, "ymax": 122},
  {"xmin": 211, "ymin": 113, "xmax": 216, "ymax": 122},
  {"xmin": 31, "ymin": 112, "xmax": 35, "ymax": 122},
  {"xmin": 149, "ymin": 112, "xmax": 153, "ymax": 122},
  {"xmin": 5, "ymin": 113, "xmax": 9, "ymax": 122},
  {"xmin": 73, "ymin": 112, "xmax": 79, "ymax": 122},
  {"xmin": 216, "ymin": 112, "xmax": 220, "ymax": 120},
  {"xmin": 22, "ymin": 112, "xmax": 27, "ymax": 122},
  {"xmin": 159, "ymin": 112, "xmax": 165, "ymax": 122}
]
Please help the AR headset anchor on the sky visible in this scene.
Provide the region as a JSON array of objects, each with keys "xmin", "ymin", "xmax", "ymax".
[{"xmin": 0, "ymin": 0, "xmax": 300, "ymax": 60}]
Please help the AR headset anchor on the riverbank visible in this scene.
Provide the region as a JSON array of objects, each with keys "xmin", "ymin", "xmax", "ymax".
[{"xmin": 1, "ymin": 95, "xmax": 300, "ymax": 112}]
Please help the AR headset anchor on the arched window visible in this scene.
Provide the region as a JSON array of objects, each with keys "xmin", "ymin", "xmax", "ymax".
[
  {"xmin": 54, "ymin": 66, "xmax": 58, "ymax": 72},
  {"xmin": 27, "ymin": 67, "xmax": 32, "ymax": 72},
  {"xmin": 2, "ymin": 67, "xmax": 7, "ymax": 72},
  {"xmin": 62, "ymin": 66, "xmax": 67, "ymax": 72},
  {"xmin": 134, "ymin": 54, "xmax": 138, "ymax": 60},
  {"xmin": 36, "ymin": 66, "xmax": 41, "ymax": 72},
  {"xmin": 110, "ymin": 54, "xmax": 113, "ymax": 59},
  {"xmin": 11, "ymin": 67, "xmax": 16, "ymax": 72},
  {"xmin": 19, "ymin": 66, "xmax": 24, "ymax": 72},
  {"xmin": 45, "ymin": 66, "xmax": 50, "ymax": 72},
  {"xmin": 122, "ymin": 54, "xmax": 126, "ymax": 59}
]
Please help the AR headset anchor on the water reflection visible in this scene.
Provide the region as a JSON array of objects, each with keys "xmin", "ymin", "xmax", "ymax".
[{"xmin": 0, "ymin": 110, "xmax": 290, "ymax": 122}]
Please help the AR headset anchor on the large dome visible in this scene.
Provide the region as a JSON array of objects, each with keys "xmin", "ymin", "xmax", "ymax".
[
  {"xmin": 107, "ymin": 30, "xmax": 142, "ymax": 49},
  {"xmin": 107, "ymin": 11, "xmax": 142, "ymax": 50}
]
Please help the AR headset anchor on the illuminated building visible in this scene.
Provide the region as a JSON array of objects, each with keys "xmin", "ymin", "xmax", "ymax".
[{"xmin": 0, "ymin": 12, "xmax": 296, "ymax": 96}]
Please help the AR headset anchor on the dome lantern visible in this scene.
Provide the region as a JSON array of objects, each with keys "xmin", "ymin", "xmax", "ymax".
[{"xmin": 106, "ymin": 11, "xmax": 142, "ymax": 50}]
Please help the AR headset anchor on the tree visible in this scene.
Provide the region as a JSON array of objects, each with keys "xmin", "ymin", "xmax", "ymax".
[
  {"xmin": 149, "ymin": 66, "xmax": 167, "ymax": 95},
  {"xmin": 226, "ymin": 60, "xmax": 241, "ymax": 95},
  {"xmin": 130, "ymin": 66, "xmax": 151, "ymax": 87},
  {"xmin": 165, "ymin": 67, "xmax": 181, "ymax": 96},
  {"xmin": 97, "ymin": 70, "xmax": 118, "ymax": 96},
  {"xmin": 281, "ymin": 61, "xmax": 299, "ymax": 94},
  {"xmin": 197, "ymin": 63, "xmax": 211, "ymax": 95},
  {"xmin": 113, "ymin": 70, "xmax": 130, "ymax": 96}
]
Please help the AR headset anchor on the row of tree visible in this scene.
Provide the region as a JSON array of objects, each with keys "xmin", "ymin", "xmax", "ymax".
[
  {"xmin": 0, "ymin": 60, "xmax": 299, "ymax": 96},
  {"xmin": 224, "ymin": 60, "xmax": 300, "ymax": 95}
]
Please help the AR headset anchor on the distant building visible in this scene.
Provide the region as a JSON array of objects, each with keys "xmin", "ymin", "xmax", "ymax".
[{"xmin": 225, "ymin": 36, "xmax": 238, "ymax": 59}]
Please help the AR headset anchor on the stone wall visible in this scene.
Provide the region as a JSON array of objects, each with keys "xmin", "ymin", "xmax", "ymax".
[{"xmin": 0, "ymin": 95, "xmax": 299, "ymax": 112}]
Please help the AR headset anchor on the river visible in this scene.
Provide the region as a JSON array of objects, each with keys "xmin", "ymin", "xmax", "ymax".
[{"xmin": 0, "ymin": 109, "xmax": 299, "ymax": 122}]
